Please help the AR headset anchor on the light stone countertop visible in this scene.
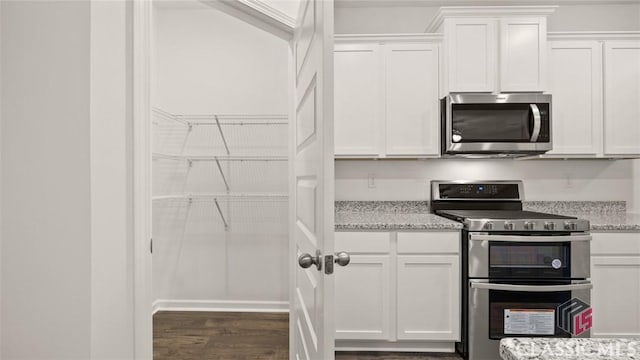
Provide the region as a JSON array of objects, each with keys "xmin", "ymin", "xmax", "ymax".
[
  {"xmin": 334, "ymin": 201, "xmax": 462, "ymax": 231},
  {"xmin": 523, "ymin": 201, "xmax": 640, "ymax": 232},
  {"xmin": 500, "ymin": 337, "xmax": 640, "ymax": 360}
]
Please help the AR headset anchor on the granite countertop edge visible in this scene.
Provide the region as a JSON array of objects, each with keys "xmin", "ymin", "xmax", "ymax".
[{"xmin": 335, "ymin": 201, "xmax": 640, "ymax": 232}]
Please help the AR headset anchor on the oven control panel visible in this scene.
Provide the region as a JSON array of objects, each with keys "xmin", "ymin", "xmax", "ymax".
[{"xmin": 432, "ymin": 180, "xmax": 523, "ymax": 201}]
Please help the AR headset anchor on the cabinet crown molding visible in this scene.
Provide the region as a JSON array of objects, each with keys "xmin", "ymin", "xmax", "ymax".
[
  {"xmin": 425, "ymin": 5, "xmax": 558, "ymax": 32},
  {"xmin": 548, "ymin": 31, "xmax": 640, "ymax": 40},
  {"xmin": 335, "ymin": 33, "xmax": 443, "ymax": 43}
]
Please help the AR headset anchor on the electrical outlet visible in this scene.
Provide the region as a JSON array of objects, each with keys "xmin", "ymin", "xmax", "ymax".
[{"xmin": 368, "ymin": 174, "xmax": 376, "ymax": 188}]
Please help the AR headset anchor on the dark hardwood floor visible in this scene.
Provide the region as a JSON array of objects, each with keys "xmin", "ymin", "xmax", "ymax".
[{"xmin": 154, "ymin": 311, "xmax": 462, "ymax": 360}]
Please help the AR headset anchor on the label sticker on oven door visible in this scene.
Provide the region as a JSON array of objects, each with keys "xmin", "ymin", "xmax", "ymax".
[{"xmin": 504, "ymin": 309, "xmax": 555, "ymax": 335}]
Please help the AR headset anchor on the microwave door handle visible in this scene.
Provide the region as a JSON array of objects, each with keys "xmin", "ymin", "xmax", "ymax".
[
  {"xmin": 530, "ymin": 104, "xmax": 541, "ymax": 142},
  {"xmin": 471, "ymin": 281, "xmax": 593, "ymax": 292}
]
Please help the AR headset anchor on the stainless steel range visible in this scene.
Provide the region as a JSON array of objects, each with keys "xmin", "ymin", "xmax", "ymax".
[{"xmin": 431, "ymin": 180, "xmax": 592, "ymax": 360}]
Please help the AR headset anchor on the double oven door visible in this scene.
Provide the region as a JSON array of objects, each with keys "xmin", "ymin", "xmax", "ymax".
[{"xmin": 461, "ymin": 232, "xmax": 593, "ymax": 360}]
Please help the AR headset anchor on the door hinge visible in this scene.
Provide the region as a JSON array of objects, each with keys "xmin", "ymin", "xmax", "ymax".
[{"xmin": 324, "ymin": 254, "xmax": 334, "ymax": 274}]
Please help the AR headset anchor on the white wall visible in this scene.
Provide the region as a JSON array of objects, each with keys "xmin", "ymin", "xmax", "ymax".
[
  {"xmin": 335, "ymin": 3, "xmax": 640, "ymax": 33},
  {"xmin": 152, "ymin": 3, "xmax": 289, "ymax": 309},
  {"xmin": 1, "ymin": 1, "xmax": 92, "ymax": 358},
  {"xmin": 335, "ymin": 159, "xmax": 636, "ymax": 205},
  {"xmin": 153, "ymin": 3, "xmax": 288, "ymax": 114}
]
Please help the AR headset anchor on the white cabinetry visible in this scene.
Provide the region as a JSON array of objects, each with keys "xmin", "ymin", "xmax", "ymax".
[
  {"xmin": 335, "ymin": 231, "xmax": 460, "ymax": 350},
  {"xmin": 334, "ymin": 232, "xmax": 391, "ymax": 340},
  {"xmin": 444, "ymin": 18, "xmax": 497, "ymax": 93},
  {"xmin": 543, "ymin": 35, "xmax": 640, "ymax": 158},
  {"xmin": 547, "ymin": 40, "xmax": 603, "ymax": 156},
  {"xmin": 334, "ymin": 44, "xmax": 381, "ymax": 156},
  {"xmin": 441, "ymin": 15, "xmax": 549, "ymax": 93},
  {"xmin": 384, "ymin": 44, "xmax": 440, "ymax": 156},
  {"xmin": 334, "ymin": 36, "xmax": 440, "ymax": 158},
  {"xmin": 603, "ymin": 41, "xmax": 640, "ymax": 156},
  {"xmin": 499, "ymin": 17, "xmax": 547, "ymax": 92},
  {"xmin": 591, "ymin": 232, "xmax": 640, "ymax": 338},
  {"xmin": 396, "ymin": 233, "xmax": 460, "ymax": 341}
]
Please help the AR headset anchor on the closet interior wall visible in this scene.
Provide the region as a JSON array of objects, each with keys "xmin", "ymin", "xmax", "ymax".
[{"xmin": 151, "ymin": 1, "xmax": 289, "ymax": 311}]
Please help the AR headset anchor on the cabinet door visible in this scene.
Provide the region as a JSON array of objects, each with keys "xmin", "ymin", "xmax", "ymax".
[
  {"xmin": 500, "ymin": 17, "xmax": 547, "ymax": 92},
  {"xmin": 591, "ymin": 256, "xmax": 640, "ymax": 337},
  {"xmin": 334, "ymin": 43, "xmax": 382, "ymax": 156},
  {"xmin": 444, "ymin": 18, "xmax": 497, "ymax": 93},
  {"xmin": 547, "ymin": 40, "xmax": 603, "ymax": 156},
  {"xmin": 396, "ymin": 255, "xmax": 460, "ymax": 341},
  {"xmin": 335, "ymin": 255, "xmax": 391, "ymax": 340},
  {"xmin": 384, "ymin": 44, "xmax": 440, "ymax": 156},
  {"xmin": 603, "ymin": 41, "xmax": 640, "ymax": 155}
]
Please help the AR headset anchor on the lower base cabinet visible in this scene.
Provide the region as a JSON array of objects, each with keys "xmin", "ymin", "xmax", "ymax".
[
  {"xmin": 590, "ymin": 232, "xmax": 640, "ymax": 338},
  {"xmin": 335, "ymin": 254, "xmax": 391, "ymax": 340},
  {"xmin": 335, "ymin": 231, "xmax": 460, "ymax": 350},
  {"xmin": 397, "ymin": 254, "xmax": 460, "ymax": 341}
]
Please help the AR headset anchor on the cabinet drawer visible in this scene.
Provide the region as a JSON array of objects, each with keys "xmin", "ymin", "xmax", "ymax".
[
  {"xmin": 592, "ymin": 232, "xmax": 640, "ymax": 255},
  {"xmin": 335, "ymin": 232, "xmax": 391, "ymax": 253},
  {"xmin": 397, "ymin": 232, "xmax": 460, "ymax": 254}
]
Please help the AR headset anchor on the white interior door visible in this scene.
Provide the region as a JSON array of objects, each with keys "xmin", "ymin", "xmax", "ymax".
[{"xmin": 289, "ymin": 0, "xmax": 335, "ymax": 359}]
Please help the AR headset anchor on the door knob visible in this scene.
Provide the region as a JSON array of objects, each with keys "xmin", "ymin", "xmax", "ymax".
[
  {"xmin": 298, "ymin": 250, "xmax": 322, "ymax": 271},
  {"xmin": 334, "ymin": 251, "xmax": 350, "ymax": 266}
]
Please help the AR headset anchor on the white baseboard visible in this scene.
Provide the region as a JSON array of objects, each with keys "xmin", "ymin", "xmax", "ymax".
[
  {"xmin": 335, "ymin": 340, "xmax": 456, "ymax": 353},
  {"xmin": 152, "ymin": 299, "xmax": 289, "ymax": 315}
]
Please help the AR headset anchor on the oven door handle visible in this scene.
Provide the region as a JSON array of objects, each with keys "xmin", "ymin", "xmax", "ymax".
[
  {"xmin": 470, "ymin": 281, "xmax": 593, "ymax": 292},
  {"xmin": 469, "ymin": 234, "xmax": 591, "ymax": 243}
]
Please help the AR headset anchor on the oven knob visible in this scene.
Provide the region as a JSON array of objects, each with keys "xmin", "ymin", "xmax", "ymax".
[
  {"xmin": 544, "ymin": 222, "xmax": 555, "ymax": 231},
  {"xmin": 483, "ymin": 222, "xmax": 494, "ymax": 230},
  {"xmin": 504, "ymin": 222, "xmax": 515, "ymax": 230},
  {"xmin": 524, "ymin": 221, "xmax": 536, "ymax": 230},
  {"xmin": 564, "ymin": 222, "xmax": 577, "ymax": 231}
]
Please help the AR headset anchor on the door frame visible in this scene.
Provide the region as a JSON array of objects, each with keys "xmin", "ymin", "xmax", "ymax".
[
  {"xmin": 132, "ymin": 0, "xmax": 153, "ymax": 359},
  {"xmin": 131, "ymin": 1, "xmax": 299, "ymax": 359}
]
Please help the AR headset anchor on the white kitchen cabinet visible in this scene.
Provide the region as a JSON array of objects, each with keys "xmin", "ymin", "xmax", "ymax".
[
  {"xmin": 444, "ymin": 18, "xmax": 497, "ymax": 93},
  {"xmin": 334, "ymin": 232, "xmax": 391, "ymax": 340},
  {"xmin": 335, "ymin": 254, "xmax": 391, "ymax": 340},
  {"xmin": 546, "ymin": 40, "xmax": 603, "ymax": 156},
  {"xmin": 335, "ymin": 231, "xmax": 460, "ymax": 348},
  {"xmin": 591, "ymin": 232, "xmax": 640, "ymax": 338},
  {"xmin": 334, "ymin": 43, "xmax": 381, "ymax": 156},
  {"xmin": 443, "ymin": 17, "xmax": 546, "ymax": 93},
  {"xmin": 603, "ymin": 41, "xmax": 640, "ymax": 156},
  {"xmin": 500, "ymin": 17, "xmax": 547, "ymax": 92},
  {"xmin": 384, "ymin": 43, "xmax": 440, "ymax": 156},
  {"xmin": 334, "ymin": 37, "xmax": 440, "ymax": 158},
  {"xmin": 396, "ymin": 255, "xmax": 460, "ymax": 341},
  {"xmin": 396, "ymin": 232, "xmax": 460, "ymax": 341}
]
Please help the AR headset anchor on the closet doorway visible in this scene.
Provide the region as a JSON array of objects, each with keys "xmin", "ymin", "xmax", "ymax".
[{"xmin": 150, "ymin": 1, "xmax": 290, "ymax": 358}]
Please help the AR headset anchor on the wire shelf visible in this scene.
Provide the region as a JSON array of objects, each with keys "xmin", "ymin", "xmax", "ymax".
[
  {"xmin": 153, "ymin": 194, "xmax": 288, "ymax": 232},
  {"xmin": 152, "ymin": 153, "xmax": 287, "ymax": 162},
  {"xmin": 153, "ymin": 108, "xmax": 288, "ymax": 126}
]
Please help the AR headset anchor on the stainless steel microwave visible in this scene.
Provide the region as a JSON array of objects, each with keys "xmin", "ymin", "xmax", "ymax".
[{"xmin": 441, "ymin": 94, "xmax": 552, "ymax": 157}]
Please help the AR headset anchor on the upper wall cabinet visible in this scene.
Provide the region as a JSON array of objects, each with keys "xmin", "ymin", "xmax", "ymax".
[
  {"xmin": 334, "ymin": 36, "xmax": 441, "ymax": 158},
  {"xmin": 603, "ymin": 41, "xmax": 640, "ymax": 156},
  {"xmin": 444, "ymin": 18, "xmax": 497, "ymax": 93},
  {"xmin": 428, "ymin": 6, "xmax": 556, "ymax": 94},
  {"xmin": 544, "ymin": 34, "xmax": 640, "ymax": 158},
  {"xmin": 546, "ymin": 40, "xmax": 603, "ymax": 156},
  {"xmin": 334, "ymin": 43, "xmax": 381, "ymax": 156}
]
